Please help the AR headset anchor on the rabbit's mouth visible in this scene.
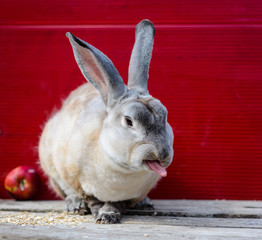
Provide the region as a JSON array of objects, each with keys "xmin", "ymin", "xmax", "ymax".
[{"xmin": 144, "ymin": 160, "xmax": 167, "ymax": 177}]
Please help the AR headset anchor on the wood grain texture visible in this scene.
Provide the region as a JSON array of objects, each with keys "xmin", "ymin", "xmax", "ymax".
[
  {"xmin": 1, "ymin": 222, "xmax": 262, "ymax": 240},
  {"xmin": 1, "ymin": 200, "xmax": 262, "ymax": 239},
  {"xmin": 2, "ymin": 200, "xmax": 262, "ymax": 218},
  {"xmin": 1, "ymin": 1, "xmax": 262, "ymax": 200}
]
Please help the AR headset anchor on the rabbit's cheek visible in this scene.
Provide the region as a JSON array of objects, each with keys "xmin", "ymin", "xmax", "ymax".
[
  {"xmin": 130, "ymin": 143, "xmax": 158, "ymax": 168},
  {"xmin": 99, "ymin": 128, "xmax": 133, "ymax": 167}
]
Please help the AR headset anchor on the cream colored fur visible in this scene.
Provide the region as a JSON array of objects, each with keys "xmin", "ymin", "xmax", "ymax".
[
  {"xmin": 39, "ymin": 84, "xmax": 165, "ymax": 202},
  {"xmin": 39, "ymin": 20, "xmax": 174, "ymax": 207}
]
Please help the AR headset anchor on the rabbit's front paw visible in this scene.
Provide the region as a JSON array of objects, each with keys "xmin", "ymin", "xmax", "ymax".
[
  {"xmin": 96, "ymin": 211, "xmax": 121, "ymax": 224},
  {"xmin": 66, "ymin": 194, "xmax": 89, "ymax": 215},
  {"xmin": 95, "ymin": 203, "xmax": 122, "ymax": 224}
]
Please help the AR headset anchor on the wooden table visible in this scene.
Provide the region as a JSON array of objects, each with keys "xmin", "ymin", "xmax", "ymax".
[{"xmin": 1, "ymin": 200, "xmax": 262, "ymax": 239}]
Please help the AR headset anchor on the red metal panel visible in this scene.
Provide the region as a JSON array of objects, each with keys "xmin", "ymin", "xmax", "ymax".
[
  {"xmin": 1, "ymin": 0, "xmax": 262, "ymax": 25},
  {"xmin": 1, "ymin": 2, "xmax": 262, "ymax": 200}
]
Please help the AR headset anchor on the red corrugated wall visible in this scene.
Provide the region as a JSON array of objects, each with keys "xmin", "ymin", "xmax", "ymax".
[{"xmin": 1, "ymin": 0, "xmax": 262, "ymax": 200}]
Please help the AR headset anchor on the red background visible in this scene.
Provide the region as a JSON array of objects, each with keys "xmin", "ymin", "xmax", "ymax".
[{"xmin": 1, "ymin": 0, "xmax": 262, "ymax": 200}]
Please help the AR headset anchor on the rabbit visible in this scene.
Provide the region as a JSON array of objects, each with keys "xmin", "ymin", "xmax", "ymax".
[{"xmin": 39, "ymin": 19, "xmax": 174, "ymax": 224}]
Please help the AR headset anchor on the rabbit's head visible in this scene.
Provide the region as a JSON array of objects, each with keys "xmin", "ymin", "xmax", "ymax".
[{"xmin": 66, "ymin": 20, "xmax": 173, "ymax": 177}]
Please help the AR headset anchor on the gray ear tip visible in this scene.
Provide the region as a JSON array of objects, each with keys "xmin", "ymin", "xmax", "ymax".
[
  {"xmin": 66, "ymin": 32, "xmax": 89, "ymax": 50},
  {"xmin": 140, "ymin": 19, "xmax": 154, "ymax": 26},
  {"xmin": 66, "ymin": 32, "xmax": 73, "ymax": 39},
  {"xmin": 136, "ymin": 19, "xmax": 155, "ymax": 33}
]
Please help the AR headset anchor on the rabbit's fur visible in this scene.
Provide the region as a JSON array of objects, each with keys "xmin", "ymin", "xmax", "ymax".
[{"xmin": 39, "ymin": 19, "xmax": 174, "ymax": 223}]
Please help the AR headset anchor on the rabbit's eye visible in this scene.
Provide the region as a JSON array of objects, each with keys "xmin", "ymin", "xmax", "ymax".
[{"xmin": 124, "ymin": 116, "xmax": 133, "ymax": 127}]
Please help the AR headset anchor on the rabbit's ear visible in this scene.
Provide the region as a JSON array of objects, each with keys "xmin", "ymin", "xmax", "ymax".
[
  {"xmin": 66, "ymin": 32, "xmax": 126, "ymax": 106},
  {"xmin": 128, "ymin": 19, "xmax": 155, "ymax": 94}
]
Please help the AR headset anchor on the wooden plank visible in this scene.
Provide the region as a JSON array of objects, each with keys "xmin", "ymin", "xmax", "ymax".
[
  {"xmin": 1, "ymin": 0, "xmax": 262, "ymax": 25},
  {"xmin": 1, "ymin": 220, "xmax": 262, "ymax": 240},
  {"xmin": 150, "ymin": 200, "xmax": 262, "ymax": 218},
  {"xmin": 0, "ymin": 200, "xmax": 65, "ymax": 213},
  {"xmin": 1, "ymin": 210, "xmax": 262, "ymax": 228},
  {"xmin": 1, "ymin": 201, "xmax": 262, "ymax": 239},
  {"xmin": 124, "ymin": 216, "xmax": 262, "ymax": 229},
  {"xmin": 1, "ymin": 200, "xmax": 262, "ymax": 219}
]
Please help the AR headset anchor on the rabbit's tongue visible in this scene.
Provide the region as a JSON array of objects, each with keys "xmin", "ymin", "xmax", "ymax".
[{"xmin": 145, "ymin": 160, "xmax": 167, "ymax": 177}]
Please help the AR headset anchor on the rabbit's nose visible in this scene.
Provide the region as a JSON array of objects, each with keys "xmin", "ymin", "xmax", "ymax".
[
  {"xmin": 159, "ymin": 147, "xmax": 171, "ymax": 161},
  {"xmin": 161, "ymin": 148, "xmax": 169, "ymax": 160}
]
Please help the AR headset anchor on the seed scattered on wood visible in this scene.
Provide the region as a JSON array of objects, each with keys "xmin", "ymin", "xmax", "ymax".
[{"xmin": 0, "ymin": 211, "xmax": 93, "ymax": 228}]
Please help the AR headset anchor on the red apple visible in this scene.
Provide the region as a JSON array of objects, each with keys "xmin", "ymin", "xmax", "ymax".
[{"xmin": 4, "ymin": 166, "xmax": 40, "ymax": 200}]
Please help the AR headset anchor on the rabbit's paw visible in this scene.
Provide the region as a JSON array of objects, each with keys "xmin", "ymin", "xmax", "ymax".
[
  {"xmin": 95, "ymin": 203, "xmax": 122, "ymax": 224},
  {"xmin": 66, "ymin": 194, "xmax": 89, "ymax": 215},
  {"xmin": 133, "ymin": 197, "xmax": 154, "ymax": 210}
]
